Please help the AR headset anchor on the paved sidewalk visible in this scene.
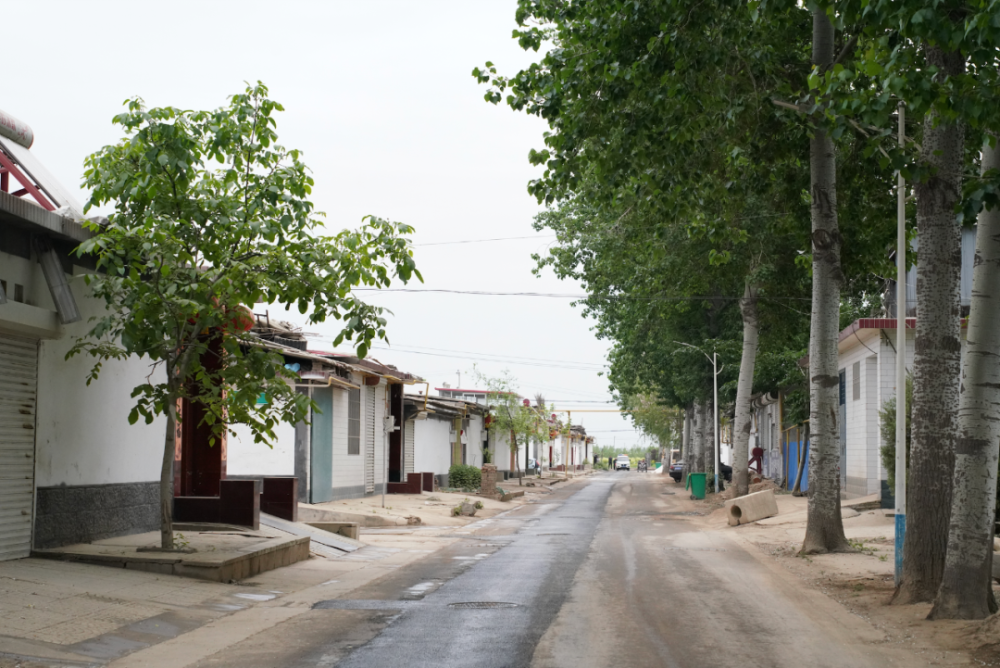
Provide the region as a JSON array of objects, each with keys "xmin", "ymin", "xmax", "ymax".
[{"xmin": 0, "ymin": 530, "xmax": 455, "ymax": 667}]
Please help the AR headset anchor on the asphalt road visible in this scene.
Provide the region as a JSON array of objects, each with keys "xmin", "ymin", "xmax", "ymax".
[{"xmin": 191, "ymin": 473, "xmax": 911, "ymax": 668}]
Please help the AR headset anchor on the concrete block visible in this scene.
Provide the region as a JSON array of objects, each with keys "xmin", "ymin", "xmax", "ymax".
[
  {"xmin": 307, "ymin": 522, "xmax": 360, "ymax": 540},
  {"xmin": 726, "ymin": 489, "xmax": 779, "ymax": 526}
]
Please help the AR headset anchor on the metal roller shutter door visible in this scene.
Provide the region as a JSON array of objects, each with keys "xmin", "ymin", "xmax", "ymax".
[
  {"xmin": 0, "ymin": 333, "xmax": 37, "ymax": 561},
  {"xmin": 404, "ymin": 419, "xmax": 415, "ymax": 475},
  {"xmin": 364, "ymin": 386, "xmax": 376, "ymax": 493}
]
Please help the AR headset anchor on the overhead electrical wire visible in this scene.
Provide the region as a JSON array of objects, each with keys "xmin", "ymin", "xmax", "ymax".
[
  {"xmin": 412, "ymin": 235, "xmax": 556, "ymax": 247},
  {"xmin": 367, "ymin": 345, "xmax": 604, "ymax": 372},
  {"xmin": 353, "ymin": 288, "xmax": 811, "ymax": 302},
  {"xmin": 367, "ymin": 342, "xmax": 606, "ymax": 369}
]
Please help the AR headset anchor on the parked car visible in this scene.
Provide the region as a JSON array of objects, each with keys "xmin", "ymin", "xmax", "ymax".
[{"xmin": 615, "ymin": 454, "xmax": 630, "ymax": 471}]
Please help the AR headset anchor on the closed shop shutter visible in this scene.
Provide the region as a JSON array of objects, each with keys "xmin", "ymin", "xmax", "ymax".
[
  {"xmin": 364, "ymin": 386, "xmax": 375, "ymax": 493},
  {"xmin": 404, "ymin": 419, "xmax": 415, "ymax": 475},
  {"xmin": 0, "ymin": 332, "xmax": 37, "ymax": 561}
]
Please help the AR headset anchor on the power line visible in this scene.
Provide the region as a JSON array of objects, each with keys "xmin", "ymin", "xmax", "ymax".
[
  {"xmin": 368, "ymin": 346, "xmax": 605, "ymax": 371},
  {"xmin": 304, "ymin": 337, "xmax": 608, "ymax": 372},
  {"xmin": 413, "ymin": 235, "xmax": 556, "ymax": 247},
  {"xmin": 353, "ymin": 289, "xmax": 811, "ymax": 302},
  {"xmin": 366, "ymin": 342, "xmax": 606, "ymax": 369}
]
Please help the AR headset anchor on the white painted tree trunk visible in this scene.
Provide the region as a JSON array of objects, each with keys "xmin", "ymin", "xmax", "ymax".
[
  {"xmin": 801, "ymin": 8, "xmax": 851, "ymax": 554},
  {"xmin": 734, "ymin": 283, "xmax": 760, "ymax": 497},
  {"xmin": 895, "ymin": 46, "xmax": 965, "ymax": 604},
  {"xmin": 929, "ymin": 140, "xmax": 1000, "ymax": 620}
]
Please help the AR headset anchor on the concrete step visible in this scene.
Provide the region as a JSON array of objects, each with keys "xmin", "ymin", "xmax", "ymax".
[{"xmin": 260, "ymin": 513, "xmax": 362, "ymax": 554}]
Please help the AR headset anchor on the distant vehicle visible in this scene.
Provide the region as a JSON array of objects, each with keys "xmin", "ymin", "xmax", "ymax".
[
  {"xmin": 615, "ymin": 455, "xmax": 631, "ymax": 471},
  {"xmin": 527, "ymin": 458, "xmax": 538, "ymax": 472}
]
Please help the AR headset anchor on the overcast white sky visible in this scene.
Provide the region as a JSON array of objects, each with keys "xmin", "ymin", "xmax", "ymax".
[{"xmin": 9, "ymin": 0, "xmax": 648, "ymax": 451}]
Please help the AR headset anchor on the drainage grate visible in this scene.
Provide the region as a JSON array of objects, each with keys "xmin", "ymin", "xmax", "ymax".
[{"xmin": 449, "ymin": 602, "xmax": 520, "ymax": 609}]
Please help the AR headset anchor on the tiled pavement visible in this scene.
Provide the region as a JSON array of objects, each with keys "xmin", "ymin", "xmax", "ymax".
[{"xmin": 0, "ymin": 530, "xmax": 456, "ymax": 667}]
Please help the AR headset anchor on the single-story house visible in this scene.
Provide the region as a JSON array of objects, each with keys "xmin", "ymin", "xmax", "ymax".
[
  {"xmin": 403, "ymin": 393, "xmax": 487, "ymax": 488},
  {"xmin": 0, "ymin": 120, "xmax": 173, "ymax": 560},
  {"xmin": 227, "ymin": 336, "xmax": 424, "ymax": 503}
]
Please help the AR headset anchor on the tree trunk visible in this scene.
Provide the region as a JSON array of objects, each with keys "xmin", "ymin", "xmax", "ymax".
[
  {"xmin": 929, "ymin": 139, "xmax": 999, "ymax": 620},
  {"xmin": 524, "ymin": 433, "xmax": 530, "ymax": 484},
  {"xmin": 681, "ymin": 405, "xmax": 691, "ymax": 485},
  {"xmin": 514, "ymin": 434, "xmax": 523, "ymax": 486},
  {"xmin": 160, "ymin": 398, "xmax": 177, "ymax": 550},
  {"xmin": 734, "ymin": 283, "xmax": 761, "ymax": 497},
  {"xmin": 894, "ymin": 46, "xmax": 965, "ymax": 603},
  {"xmin": 801, "ymin": 8, "xmax": 851, "ymax": 555},
  {"xmin": 692, "ymin": 400, "xmax": 705, "ymax": 475}
]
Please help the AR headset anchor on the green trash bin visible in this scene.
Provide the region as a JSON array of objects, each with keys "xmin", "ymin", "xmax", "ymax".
[{"xmin": 685, "ymin": 472, "xmax": 707, "ymax": 500}]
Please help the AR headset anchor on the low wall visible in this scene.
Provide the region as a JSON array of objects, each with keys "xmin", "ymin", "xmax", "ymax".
[{"xmin": 34, "ymin": 482, "xmax": 159, "ymax": 549}]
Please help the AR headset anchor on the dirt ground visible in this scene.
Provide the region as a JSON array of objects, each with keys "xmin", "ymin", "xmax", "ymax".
[
  {"xmin": 684, "ymin": 479, "xmax": 1000, "ymax": 666},
  {"xmin": 308, "ymin": 477, "xmax": 575, "ymax": 527}
]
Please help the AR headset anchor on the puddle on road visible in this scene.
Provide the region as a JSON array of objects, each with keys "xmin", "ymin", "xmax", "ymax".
[
  {"xmin": 406, "ymin": 582, "xmax": 436, "ymax": 596},
  {"xmin": 234, "ymin": 592, "xmax": 277, "ymax": 601}
]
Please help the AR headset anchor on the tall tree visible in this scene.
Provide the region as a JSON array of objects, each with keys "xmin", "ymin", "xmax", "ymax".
[
  {"xmin": 800, "ymin": 8, "xmax": 852, "ymax": 555},
  {"xmin": 70, "ymin": 85, "xmax": 420, "ymax": 549},
  {"xmin": 475, "ymin": 368, "xmax": 548, "ymax": 486},
  {"xmin": 896, "ymin": 46, "xmax": 966, "ymax": 602},
  {"xmin": 812, "ymin": 0, "xmax": 1000, "ymax": 596},
  {"xmin": 930, "ymin": 140, "xmax": 1000, "ymax": 620},
  {"xmin": 732, "ymin": 284, "xmax": 761, "ymax": 495}
]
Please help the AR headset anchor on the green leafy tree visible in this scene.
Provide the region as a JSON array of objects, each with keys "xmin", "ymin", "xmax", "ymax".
[
  {"xmin": 879, "ymin": 371, "xmax": 913, "ymax": 492},
  {"xmin": 70, "ymin": 83, "xmax": 421, "ymax": 549},
  {"xmin": 474, "ymin": 368, "xmax": 549, "ymax": 487}
]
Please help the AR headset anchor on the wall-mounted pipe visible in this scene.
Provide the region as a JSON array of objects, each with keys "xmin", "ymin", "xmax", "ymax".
[{"xmin": 34, "ymin": 238, "xmax": 80, "ymax": 324}]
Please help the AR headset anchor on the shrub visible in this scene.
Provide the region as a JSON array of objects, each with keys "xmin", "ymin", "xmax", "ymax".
[{"xmin": 449, "ymin": 464, "xmax": 482, "ymax": 490}]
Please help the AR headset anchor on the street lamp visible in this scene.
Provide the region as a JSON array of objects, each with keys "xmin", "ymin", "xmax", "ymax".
[{"xmin": 673, "ymin": 341, "xmax": 723, "ymax": 494}]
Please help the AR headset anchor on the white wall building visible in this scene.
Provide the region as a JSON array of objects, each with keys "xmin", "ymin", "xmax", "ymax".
[{"xmin": 0, "ymin": 155, "xmax": 172, "ymax": 559}]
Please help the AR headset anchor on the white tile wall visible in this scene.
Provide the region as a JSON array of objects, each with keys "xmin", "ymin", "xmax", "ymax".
[{"xmin": 413, "ymin": 416, "xmax": 452, "ymax": 475}]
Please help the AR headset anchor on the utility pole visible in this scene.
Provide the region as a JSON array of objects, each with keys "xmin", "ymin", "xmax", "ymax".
[
  {"xmin": 674, "ymin": 341, "xmax": 723, "ymax": 493},
  {"xmin": 895, "ymin": 103, "xmax": 907, "ymax": 586}
]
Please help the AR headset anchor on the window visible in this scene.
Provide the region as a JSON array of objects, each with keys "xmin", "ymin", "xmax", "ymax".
[
  {"xmin": 13, "ymin": 284, "xmax": 23, "ymax": 303},
  {"xmin": 348, "ymin": 387, "xmax": 361, "ymax": 455},
  {"xmin": 852, "ymin": 361, "xmax": 861, "ymax": 401}
]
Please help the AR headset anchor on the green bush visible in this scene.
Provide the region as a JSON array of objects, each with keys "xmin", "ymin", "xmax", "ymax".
[{"xmin": 449, "ymin": 464, "xmax": 482, "ymax": 490}]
